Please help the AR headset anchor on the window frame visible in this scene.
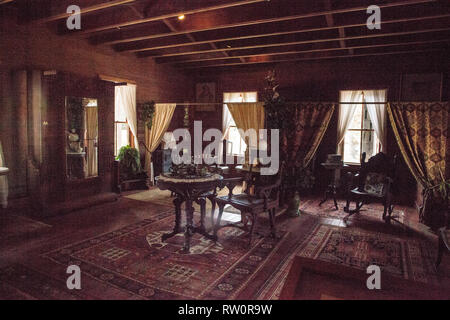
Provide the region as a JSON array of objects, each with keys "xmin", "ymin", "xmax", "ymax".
[{"xmin": 339, "ymin": 89, "xmax": 386, "ymax": 165}]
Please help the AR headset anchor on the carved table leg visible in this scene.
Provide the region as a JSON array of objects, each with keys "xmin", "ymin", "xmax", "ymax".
[
  {"xmin": 214, "ymin": 203, "xmax": 225, "ymax": 238},
  {"xmin": 182, "ymin": 199, "xmax": 194, "ymax": 253},
  {"xmin": 198, "ymin": 198, "xmax": 206, "ymax": 232},
  {"xmin": 162, "ymin": 196, "xmax": 183, "ymax": 242},
  {"xmin": 248, "ymin": 212, "xmax": 258, "ymax": 247}
]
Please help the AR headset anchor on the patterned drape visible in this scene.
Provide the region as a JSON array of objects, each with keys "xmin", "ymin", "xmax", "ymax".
[
  {"xmin": 281, "ymin": 103, "xmax": 335, "ymax": 168},
  {"xmin": 387, "ymin": 102, "xmax": 449, "ymax": 188}
]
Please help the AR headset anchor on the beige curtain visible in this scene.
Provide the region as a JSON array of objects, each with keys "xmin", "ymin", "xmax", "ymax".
[
  {"xmin": 227, "ymin": 102, "xmax": 265, "ymax": 163},
  {"xmin": 0, "ymin": 140, "xmax": 8, "ymax": 208},
  {"xmin": 144, "ymin": 103, "xmax": 176, "ymax": 180},
  {"xmin": 115, "ymin": 84, "xmax": 138, "ymax": 150},
  {"xmin": 85, "ymin": 107, "xmax": 98, "ymax": 177}
]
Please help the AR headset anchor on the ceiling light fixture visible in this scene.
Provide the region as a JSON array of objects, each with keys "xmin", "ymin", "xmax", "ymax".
[{"xmin": 178, "ymin": 14, "xmax": 185, "ymax": 20}]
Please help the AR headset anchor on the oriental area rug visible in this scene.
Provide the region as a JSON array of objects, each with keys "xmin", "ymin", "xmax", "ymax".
[
  {"xmin": 299, "ymin": 198, "xmax": 405, "ymax": 224},
  {"xmin": 39, "ymin": 210, "xmax": 292, "ymax": 300},
  {"xmin": 257, "ymin": 223, "xmax": 449, "ymax": 300}
]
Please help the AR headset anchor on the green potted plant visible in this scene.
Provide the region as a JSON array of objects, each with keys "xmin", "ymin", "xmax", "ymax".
[{"xmin": 116, "ymin": 145, "xmax": 142, "ymax": 180}]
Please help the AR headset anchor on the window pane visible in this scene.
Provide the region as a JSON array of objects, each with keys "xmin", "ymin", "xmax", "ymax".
[
  {"xmin": 362, "ymin": 105, "xmax": 373, "ymax": 130},
  {"xmin": 343, "ymin": 130, "xmax": 361, "ymax": 163},
  {"xmin": 228, "ymin": 127, "xmax": 246, "ymax": 155},
  {"xmin": 115, "ymin": 123, "xmax": 129, "ymax": 156},
  {"xmin": 361, "ymin": 130, "xmax": 378, "ymax": 160}
]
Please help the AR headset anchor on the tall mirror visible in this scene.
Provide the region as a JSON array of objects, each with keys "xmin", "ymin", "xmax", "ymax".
[{"xmin": 65, "ymin": 97, "xmax": 98, "ymax": 180}]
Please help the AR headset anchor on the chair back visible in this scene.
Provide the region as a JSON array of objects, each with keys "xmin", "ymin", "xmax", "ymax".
[{"xmin": 358, "ymin": 152, "xmax": 397, "ymax": 195}]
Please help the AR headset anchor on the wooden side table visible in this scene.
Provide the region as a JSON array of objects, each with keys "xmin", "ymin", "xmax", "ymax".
[{"xmin": 319, "ymin": 163, "xmax": 346, "ymax": 210}]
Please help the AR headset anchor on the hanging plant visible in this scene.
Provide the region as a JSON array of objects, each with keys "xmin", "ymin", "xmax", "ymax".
[
  {"xmin": 263, "ymin": 70, "xmax": 288, "ymax": 130},
  {"xmin": 140, "ymin": 101, "xmax": 156, "ymax": 129}
]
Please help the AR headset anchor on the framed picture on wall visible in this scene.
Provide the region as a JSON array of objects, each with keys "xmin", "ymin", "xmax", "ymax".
[
  {"xmin": 400, "ymin": 73, "xmax": 443, "ymax": 101},
  {"xmin": 195, "ymin": 82, "xmax": 216, "ymax": 112}
]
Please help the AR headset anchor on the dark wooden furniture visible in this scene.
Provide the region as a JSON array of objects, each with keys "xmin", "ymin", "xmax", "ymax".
[
  {"xmin": 152, "ymin": 149, "xmax": 173, "ymax": 180},
  {"xmin": 155, "ymin": 174, "xmax": 222, "ymax": 253},
  {"xmin": 27, "ymin": 71, "xmax": 117, "ymax": 216},
  {"xmin": 279, "ymin": 256, "xmax": 446, "ymax": 300},
  {"xmin": 319, "ymin": 163, "xmax": 348, "ymax": 210},
  {"xmin": 437, "ymin": 227, "xmax": 449, "ymax": 267},
  {"xmin": 214, "ymin": 165, "xmax": 283, "ymax": 246},
  {"xmin": 344, "ymin": 152, "xmax": 397, "ymax": 223}
]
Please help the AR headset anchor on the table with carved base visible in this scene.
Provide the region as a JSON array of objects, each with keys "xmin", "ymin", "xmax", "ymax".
[
  {"xmin": 319, "ymin": 163, "xmax": 347, "ymax": 210},
  {"xmin": 155, "ymin": 174, "xmax": 223, "ymax": 254}
]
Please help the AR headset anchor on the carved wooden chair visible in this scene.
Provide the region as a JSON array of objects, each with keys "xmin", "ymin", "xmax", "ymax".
[
  {"xmin": 344, "ymin": 152, "xmax": 397, "ymax": 223},
  {"xmin": 213, "ymin": 164, "xmax": 284, "ymax": 246}
]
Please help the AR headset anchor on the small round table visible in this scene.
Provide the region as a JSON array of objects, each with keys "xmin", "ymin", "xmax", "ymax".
[
  {"xmin": 319, "ymin": 162, "xmax": 347, "ymax": 210},
  {"xmin": 155, "ymin": 174, "xmax": 223, "ymax": 253}
]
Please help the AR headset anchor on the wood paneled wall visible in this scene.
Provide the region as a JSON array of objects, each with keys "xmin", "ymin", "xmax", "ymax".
[{"xmin": 0, "ymin": 13, "xmax": 192, "ymax": 199}]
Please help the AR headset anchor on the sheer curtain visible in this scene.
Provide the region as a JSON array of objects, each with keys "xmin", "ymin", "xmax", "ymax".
[
  {"xmin": 364, "ymin": 90, "xmax": 387, "ymax": 152},
  {"xmin": 115, "ymin": 84, "xmax": 138, "ymax": 150},
  {"xmin": 337, "ymin": 90, "xmax": 363, "ymax": 154},
  {"xmin": 0, "ymin": 140, "xmax": 8, "ymax": 208}
]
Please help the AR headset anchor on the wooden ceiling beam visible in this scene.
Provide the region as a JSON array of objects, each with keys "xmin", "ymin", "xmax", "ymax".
[
  {"xmin": 72, "ymin": 0, "xmax": 268, "ymax": 36},
  {"xmin": 180, "ymin": 49, "xmax": 446, "ymax": 69},
  {"xmin": 323, "ymin": 0, "xmax": 353, "ymax": 55},
  {"xmin": 167, "ymin": 39, "xmax": 450, "ymax": 65},
  {"xmin": 32, "ymin": 0, "xmax": 136, "ymax": 24},
  {"xmin": 119, "ymin": 13, "xmax": 450, "ymax": 53},
  {"xmin": 0, "ymin": 0, "xmax": 14, "ymax": 4},
  {"xmin": 99, "ymin": 0, "xmax": 436, "ymax": 45},
  {"xmin": 142, "ymin": 27, "xmax": 450, "ymax": 59}
]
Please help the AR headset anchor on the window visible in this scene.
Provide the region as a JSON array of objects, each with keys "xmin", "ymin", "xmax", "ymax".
[
  {"xmin": 114, "ymin": 84, "xmax": 137, "ymax": 156},
  {"xmin": 223, "ymin": 92, "xmax": 258, "ymax": 156},
  {"xmin": 339, "ymin": 90, "xmax": 386, "ymax": 164}
]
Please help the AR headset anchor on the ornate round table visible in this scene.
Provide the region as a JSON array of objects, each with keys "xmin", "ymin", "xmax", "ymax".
[{"xmin": 155, "ymin": 174, "xmax": 223, "ymax": 253}]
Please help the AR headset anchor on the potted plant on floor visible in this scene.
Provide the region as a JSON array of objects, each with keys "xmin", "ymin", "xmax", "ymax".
[{"xmin": 116, "ymin": 145, "xmax": 149, "ymax": 191}]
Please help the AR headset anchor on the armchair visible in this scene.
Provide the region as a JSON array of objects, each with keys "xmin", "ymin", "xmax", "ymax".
[
  {"xmin": 214, "ymin": 164, "xmax": 283, "ymax": 246},
  {"xmin": 344, "ymin": 152, "xmax": 397, "ymax": 223}
]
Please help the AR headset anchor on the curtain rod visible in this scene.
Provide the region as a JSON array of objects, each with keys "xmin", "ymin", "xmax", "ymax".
[{"xmin": 153, "ymin": 102, "xmax": 392, "ymax": 106}]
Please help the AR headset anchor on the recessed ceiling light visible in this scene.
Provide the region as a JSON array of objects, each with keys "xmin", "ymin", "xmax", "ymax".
[{"xmin": 178, "ymin": 14, "xmax": 185, "ymax": 20}]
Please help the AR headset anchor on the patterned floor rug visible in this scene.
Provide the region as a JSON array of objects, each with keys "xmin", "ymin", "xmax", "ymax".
[
  {"xmin": 299, "ymin": 198, "xmax": 405, "ymax": 224},
  {"xmin": 39, "ymin": 210, "xmax": 291, "ymax": 300},
  {"xmin": 257, "ymin": 223, "xmax": 449, "ymax": 300}
]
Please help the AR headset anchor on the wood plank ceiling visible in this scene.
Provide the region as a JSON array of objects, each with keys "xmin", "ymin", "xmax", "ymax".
[{"xmin": 7, "ymin": 0, "xmax": 450, "ymax": 69}]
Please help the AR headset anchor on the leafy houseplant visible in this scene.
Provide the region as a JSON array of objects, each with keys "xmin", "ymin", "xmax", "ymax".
[
  {"xmin": 116, "ymin": 145, "xmax": 142, "ymax": 180},
  {"xmin": 140, "ymin": 101, "xmax": 156, "ymax": 129}
]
